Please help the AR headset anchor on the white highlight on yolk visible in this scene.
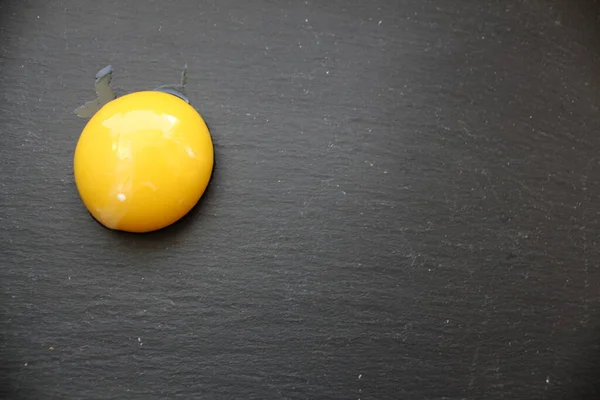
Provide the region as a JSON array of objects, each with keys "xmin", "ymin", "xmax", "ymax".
[{"xmin": 117, "ymin": 193, "xmax": 126, "ymax": 202}]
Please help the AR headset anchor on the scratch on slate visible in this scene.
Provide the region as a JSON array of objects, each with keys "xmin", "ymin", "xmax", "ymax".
[{"xmin": 468, "ymin": 345, "xmax": 480, "ymax": 390}]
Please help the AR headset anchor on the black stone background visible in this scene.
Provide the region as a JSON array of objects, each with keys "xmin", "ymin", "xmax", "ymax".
[{"xmin": 2, "ymin": 0, "xmax": 600, "ymax": 399}]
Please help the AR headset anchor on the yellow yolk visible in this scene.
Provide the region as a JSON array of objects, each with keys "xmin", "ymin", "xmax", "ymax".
[{"xmin": 73, "ymin": 91, "xmax": 214, "ymax": 233}]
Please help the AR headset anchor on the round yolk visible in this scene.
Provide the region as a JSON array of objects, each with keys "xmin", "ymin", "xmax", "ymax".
[{"xmin": 73, "ymin": 91, "xmax": 214, "ymax": 233}]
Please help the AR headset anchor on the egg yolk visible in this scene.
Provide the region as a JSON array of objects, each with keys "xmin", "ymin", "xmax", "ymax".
[{"xmin": 73, "ymin": 91, "xmax": 214, "ymax": 233}]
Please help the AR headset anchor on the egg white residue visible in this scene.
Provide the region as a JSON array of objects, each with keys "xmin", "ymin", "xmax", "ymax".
[
  {"xmin": 94, "ymin": 205, "xmax": 126, "ymax": 230},
  {"xmin": 141, "ymin": 181, "xmax": 157, "ymax": 191},
  {"xmin": 186, "ymin": 147, "xmax": 196, "ymax": 158}
]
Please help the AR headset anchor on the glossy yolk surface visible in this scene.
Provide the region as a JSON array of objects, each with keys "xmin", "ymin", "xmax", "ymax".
[{"xmin": 73, "ymin": 91, "xmax": 214, "ymax": 233}]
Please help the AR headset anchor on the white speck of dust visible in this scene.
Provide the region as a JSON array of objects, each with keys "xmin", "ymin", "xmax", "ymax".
[
  {"xmin": 379, "ymin": 20, "xmax": 382, "ymax": 25},
  {"xmin": 24, "ymin": 363, "xmax": 28, "ymax": 366},
  {"xmin": 546, "ymin": 376, "xmax": 550, "ymax": 384},
  {"xmin": 358, "ymin": 374, "xmax": 362, "ymax": 379},
  {"xmin": 117, "ymin": 193, "xmax": 126, "ymax": 202}
]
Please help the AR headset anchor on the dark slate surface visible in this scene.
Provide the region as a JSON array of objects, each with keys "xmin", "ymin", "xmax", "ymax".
[{"xmin": 2, "ymin": 0, "xmax": 600, "ymax": 399}]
